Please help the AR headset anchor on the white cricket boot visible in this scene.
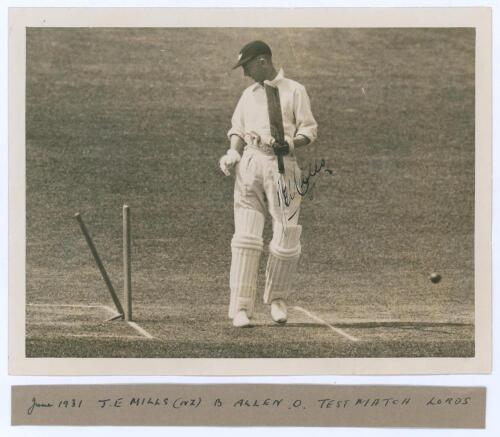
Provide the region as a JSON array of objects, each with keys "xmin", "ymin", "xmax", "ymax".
[
  {"xmin": 270, "ymin": 298, "xmax": 288, "ymax": 324},
  {"xmin": 232, "ymin": 309, "xmax": 251, "ymax": 328}
]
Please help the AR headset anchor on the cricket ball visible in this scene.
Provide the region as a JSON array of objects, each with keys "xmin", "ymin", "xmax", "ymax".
[{"xmin": 430, "ymin": 273, "xmax": 442, "ymax": 284}]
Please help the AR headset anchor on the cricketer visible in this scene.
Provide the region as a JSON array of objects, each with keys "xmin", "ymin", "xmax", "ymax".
[{"xmin": 219, "ymin": 40, "xmax": 318, "ymax": 327}]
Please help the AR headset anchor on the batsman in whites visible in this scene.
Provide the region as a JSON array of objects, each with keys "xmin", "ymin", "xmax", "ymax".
[{"xmin": 219, "ymin": 40, "xmax": 318, "ymax": 327}]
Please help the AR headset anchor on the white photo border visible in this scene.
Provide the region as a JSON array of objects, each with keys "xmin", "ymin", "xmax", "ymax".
[{"xmin": 8, "ymin": 6, "xmax": 492, "ymax": 376}]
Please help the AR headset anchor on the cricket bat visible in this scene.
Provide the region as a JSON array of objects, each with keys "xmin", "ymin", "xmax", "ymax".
[{"xmin": 265, "ymin": 84, "xmax": 288, "ymax": 174}]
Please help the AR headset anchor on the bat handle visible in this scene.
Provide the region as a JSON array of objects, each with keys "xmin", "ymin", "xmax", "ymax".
[{"xmin": 277, "ymin": 154, "xmax": 285, "ymax": 174}]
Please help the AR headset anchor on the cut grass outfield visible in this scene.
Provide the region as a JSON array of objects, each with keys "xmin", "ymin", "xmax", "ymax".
[{"xmin": 25, "ymin": 28, "xmax": 475, "ymax": 358}]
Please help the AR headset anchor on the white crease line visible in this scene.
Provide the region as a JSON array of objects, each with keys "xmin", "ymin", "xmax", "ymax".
[
  {"xmin": 28, "ymin": 321, "xmax": 88, "ymax": 327},
  {"xmin": 28, "ymin": 303, "xmax": 107, "ymax": 308},
  {"xmin": 28, "ymin": 303, "xmax": 123, "ymax": 319},
  {"xmin": 102, "ymin": 305, "xmax": 122, "ymax": 317},
  {"xmin": 127, "ymin": 322, "xmax": 154, "ymax": 339},
  {"xmin": 28, "ymin": 334, "xmax": 147, "ymax": 340},
  {"xmin": 103, "ymin": 306, "xmax": 155, "ymax": 339},
  {"xmin": 28, "ymin": 303, "xmax": 154, "ymax": 340},
  {"xmin": 291, "ymin": 306, "xmax": 359, "ymax": 342},
  {"xmin": 59, "ymin": 305, "xmax": 155, "ymax": 339}
]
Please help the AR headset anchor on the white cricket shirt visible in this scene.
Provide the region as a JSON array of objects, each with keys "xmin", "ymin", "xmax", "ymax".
[{"xmin": 227, "ymin": 69, "xmax": 318, "ymax": 145}]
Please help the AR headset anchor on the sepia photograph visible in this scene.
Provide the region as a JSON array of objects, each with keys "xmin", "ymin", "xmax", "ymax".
[{"xmin": 8, "ymin": 8, "xmax": 491, "ymax": 374}]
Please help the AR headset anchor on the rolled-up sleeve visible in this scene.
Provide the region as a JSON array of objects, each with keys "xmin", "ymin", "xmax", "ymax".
[
  {"xmin": 227, "ymin": 93, "xmax": 246, "ymax": 140},
  {"xmin": 294, "ymin": 85, "xmax": 318, "ymax": 144}
]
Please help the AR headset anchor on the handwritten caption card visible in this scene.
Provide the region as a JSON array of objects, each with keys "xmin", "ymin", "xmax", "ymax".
[{"xmin": 12, "ymin": 384, "xmax": 485, "ymax": 428}]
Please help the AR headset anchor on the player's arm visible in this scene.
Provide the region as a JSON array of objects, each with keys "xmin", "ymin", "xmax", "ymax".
[
  {"xmin": 293, "ymin": 134, "xmax": 310, "ymax": 149},
  {"xmin": 220, "ymin": 94, "xmax": 247, "ymax": 176},
  {"xmin": 229, "ymin": 133, "xmax": 245, "ymax": 155},
  {"xmin": 292, "ymin": 85, "xmax": 318, "ymax": 150}
]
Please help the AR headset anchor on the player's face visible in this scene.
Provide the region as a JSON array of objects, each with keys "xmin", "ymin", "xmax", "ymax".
[{"xmin": 243, "ymin": 57, "xmax": 265, "ymax": 83}]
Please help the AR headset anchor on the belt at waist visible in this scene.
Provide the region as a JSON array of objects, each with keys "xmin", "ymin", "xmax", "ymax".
[
  {"xmin": 244, "ymin": 145, "xmax": 296, "ymax": 159},
  {"xmin": 245, "ymin": 144, "xmax": 274, "ymax": 156}
]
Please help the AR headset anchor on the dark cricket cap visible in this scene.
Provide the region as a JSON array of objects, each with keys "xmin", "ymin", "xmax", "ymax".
[{"xmin": 232, "ymin": 40, "xmax": 272, "ymax": 69}]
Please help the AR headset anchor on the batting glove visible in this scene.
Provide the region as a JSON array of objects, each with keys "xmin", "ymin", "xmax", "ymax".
[
  {"xmin": 284, "ymin": 135, "xmax": 295, "ymax": 154},
  {"xmin": 272, "ymin": 135, "xmax": 294, "ymax": 157},
  {"xmin": 219, "ymin": 149, "xmax": 241, "ymax": 176}
]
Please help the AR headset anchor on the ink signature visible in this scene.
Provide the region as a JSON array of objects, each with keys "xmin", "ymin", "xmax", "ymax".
[
  {"xmin": 277, "ymin": 159, "xmax": 334, "ymax": 209},
  {"xmin": 296, "ymin": 159, "xmax": 334, "ymax": 198}
]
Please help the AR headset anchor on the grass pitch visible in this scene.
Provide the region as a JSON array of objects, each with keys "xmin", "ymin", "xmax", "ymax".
[{"xmin": 25, "ymin": 28, "xmax": 475, "ymax": 358}]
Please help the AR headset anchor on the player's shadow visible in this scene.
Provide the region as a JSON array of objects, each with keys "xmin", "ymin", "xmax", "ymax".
[
  {"xmin": 263, "ymin": 322, "xmax": 324, "ymax": 328},
  {"xmin": 337, "ymin": 321, "xmax": 472, "ymax": 334},
  {"xmin": 252, "ymin": 321, "xmax": 472, "ymax": 334},
  {"xmin": 335, "ymin": 321, "xmax": 471, "ymax": 328}
]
